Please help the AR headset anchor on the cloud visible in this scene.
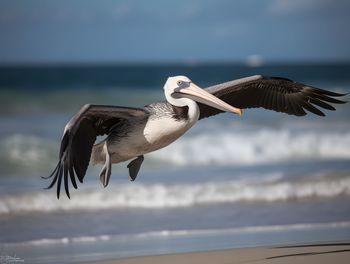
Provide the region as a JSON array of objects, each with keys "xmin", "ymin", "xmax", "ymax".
[
  {"xmin": 268, "ymin": 0, "xmax": 332, "ymax": 15},
  {"xmin": 268, "ymin": 0, "xmax": 350, "ymax": 16},
  {"xmin": 180, "ymin": 2, "xmax": 200, "ymax": 18},
  {"xmin": 112, "ymin": 2, "xmax": 131, "ymax": 18}
]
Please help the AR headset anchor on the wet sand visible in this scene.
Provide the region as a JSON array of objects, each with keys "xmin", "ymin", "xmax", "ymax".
[{"xmin": 90, "ymin": 241, "xmax": 350, "ymax": 264}]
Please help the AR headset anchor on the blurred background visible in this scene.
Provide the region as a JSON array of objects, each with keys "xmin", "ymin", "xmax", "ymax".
[{"xmin": 0, "ymin": 0, "xmax": 350, "ymax": 263}]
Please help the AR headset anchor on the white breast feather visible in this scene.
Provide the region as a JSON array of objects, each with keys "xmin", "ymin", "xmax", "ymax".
[{"xmin": 143, "ymin": 117, "xmax": 192, "ymax": 147}]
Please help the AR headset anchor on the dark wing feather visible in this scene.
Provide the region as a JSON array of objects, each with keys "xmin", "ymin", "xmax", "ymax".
[
  {"xmin": 198, "ymin": 75, "xmax": 347, "ymax": 119},
  {"xmin": 44, "ymin": 104, "xmax": 147, "ymax": 199}
]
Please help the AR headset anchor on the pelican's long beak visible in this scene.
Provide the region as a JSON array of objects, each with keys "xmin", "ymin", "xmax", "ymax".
[{"xmin": 178, "ymin": 82, "xmax": 242, "ymax": 116}]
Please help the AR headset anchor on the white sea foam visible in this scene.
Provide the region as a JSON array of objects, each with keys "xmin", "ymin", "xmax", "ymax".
[
  {"xmin": 1, "ymin": 174, "xmax": 349, "ymax": 214},
  {"xmin": 10, "ymin": 235, "xmax": 112, "ymax": 246},
  {"xmin": 150, "ymin": 128, "xmax": 350, "ymax": 166},
  {"xmin": 1, "ymin": 127, "xmax": 350, "ymax": 175},
  {"xmin": 5, "ymin": 221, "xmax": 350, "ymax": 246},
  {"xmin": 0, "ymin": 134, "xmax": 58, "ymax": 173}
]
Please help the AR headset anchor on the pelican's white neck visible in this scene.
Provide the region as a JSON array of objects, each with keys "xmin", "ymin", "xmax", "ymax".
[
  {"xmin": 184, "ymin": 99, "xmax": 200, "ymax": 124},
  {"xmin": 166, "ymin": 94, "xmax": 200, "ymax": 124}
]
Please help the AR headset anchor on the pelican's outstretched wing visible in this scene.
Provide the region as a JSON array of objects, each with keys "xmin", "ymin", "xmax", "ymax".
[
  {"xmin": 44, "ymin": 104, "xmax": 147, "ymax": 199},
  {"xmin": 198, "ymin": 75, "xmax": 347, "ymax": 119}
]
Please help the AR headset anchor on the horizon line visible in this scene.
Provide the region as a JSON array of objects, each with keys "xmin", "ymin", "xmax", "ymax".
[{"xmin": 1, "ymin": 59, "xmax": 350, "ymax": 68}]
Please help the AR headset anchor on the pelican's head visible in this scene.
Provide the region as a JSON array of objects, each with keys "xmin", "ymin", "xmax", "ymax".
[{"xmin": 163, "ymin": 75, "xmax": 242, "ymax": 115}]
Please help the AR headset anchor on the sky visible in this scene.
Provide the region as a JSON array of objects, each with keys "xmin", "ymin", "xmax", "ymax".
[{"xmin": 0, "ymin": 0, "xmax": 350, "ymax": 64}]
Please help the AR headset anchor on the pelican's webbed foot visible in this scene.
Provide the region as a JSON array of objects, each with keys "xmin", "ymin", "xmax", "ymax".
[{"xmin": 127, "ymin": 155, "xmax": 144, "ymax": 181}]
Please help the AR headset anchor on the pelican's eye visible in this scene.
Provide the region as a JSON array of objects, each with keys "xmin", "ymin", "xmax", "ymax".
[{"xmin": 177, "ymin": 80, "xmax": 182, "ymax": 86}]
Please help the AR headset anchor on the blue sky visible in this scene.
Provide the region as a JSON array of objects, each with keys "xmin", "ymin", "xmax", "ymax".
[{"xmin": 0, "ymin": 0, "xmax": 349, "ymax": 64}]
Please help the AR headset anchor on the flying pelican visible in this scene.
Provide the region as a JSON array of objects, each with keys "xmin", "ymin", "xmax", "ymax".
[{"xmin": 44, "ymin": 75, "xmax": 346, "ymax": 198}]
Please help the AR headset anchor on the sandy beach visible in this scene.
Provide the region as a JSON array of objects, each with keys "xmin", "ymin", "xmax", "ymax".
[{"xmin": 90, "ymin": 241, "xmax": 350, "ymax": 264}]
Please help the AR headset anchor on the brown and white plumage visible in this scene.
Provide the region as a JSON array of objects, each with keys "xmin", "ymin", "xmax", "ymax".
[
  {"xmin": 43, "ymin": 105, "xmax": 147, "ymax": 198},
  {"xmin": 44, "ymin": 75, "xmax": 346, "ymax": 199}
]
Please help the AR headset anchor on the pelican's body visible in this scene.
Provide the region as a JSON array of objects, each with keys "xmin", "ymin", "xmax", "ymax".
[
  {"xmin": 45, "ymin": 75, "xmax": 346, "ymax": 198},
  {"xmin": 91, "ymin": 102, "xmax": 196, "ymax": 165}
]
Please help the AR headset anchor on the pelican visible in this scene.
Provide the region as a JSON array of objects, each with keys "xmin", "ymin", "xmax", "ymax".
[{"xmin": 44, "ymin": 75, "xmax": 346, "ymax": 198}]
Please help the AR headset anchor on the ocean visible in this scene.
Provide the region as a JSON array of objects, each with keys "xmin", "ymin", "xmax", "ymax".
[{"xmin": 0, "ymin": 63, "xmax": 350, "ymax": 263}]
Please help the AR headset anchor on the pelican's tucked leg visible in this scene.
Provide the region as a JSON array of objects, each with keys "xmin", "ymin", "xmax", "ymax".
[
  {"xmin": 127, "ymin": 155, "xmax": 144, "ymax": 181},
  {"xmin": 99, "ymin": 144, "xmax": 112, "ymax": 187}
]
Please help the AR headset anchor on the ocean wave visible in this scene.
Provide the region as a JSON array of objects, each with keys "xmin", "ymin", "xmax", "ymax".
[
  {"xmin": 0, "ymin": 134, "xmax": 58, "ymax": 175},
  {"xmin": 150, "ymin": 128, "xmax": 350, "ymax": 165},
  {"xmin": 1, "ymin": 174, "xmax": 349, "ymax": 214},
  {"xmin": 1, "ymin": 128, "xmax": 350, "ymax": 176},
  {"xmin": 13, "ymin": 235, "xmax": 112, "ymax": 246},
  {"xmin": 5, "ymin": 221, "xmax": 350, "ymax": 246}
]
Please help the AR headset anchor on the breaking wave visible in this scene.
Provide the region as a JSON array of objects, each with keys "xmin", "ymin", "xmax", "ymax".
[
  {"xmin": 1, "ymin": 127, "xmax": 350, "ymax": 175},
  {"xmin": 150, "ymin": 128, "xmax": 350, "ymax": 166},
  {"xmin": 0, "ymin": 134, "xmax": 58, "ymax": 172},
  {"xmin": 5, "ymin": 221, "xmax": 350, "ymax": 246},
  {"xmin": 1, "ymin": 174, "xmax": 349, "ymax": 214}
]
